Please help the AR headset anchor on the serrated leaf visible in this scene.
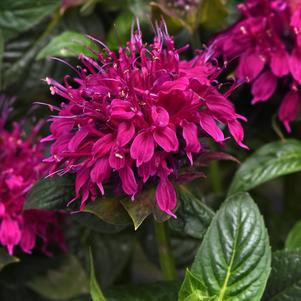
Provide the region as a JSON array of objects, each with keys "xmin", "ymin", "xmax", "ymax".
[
  {"xmin": 27, "ymin": 255, "xmax": 88, "ymax": 300},
  {"xmin": 263, "ymin": 250, "xmax": 301, "ymax": 300},
  {"xmin": 229, "ymin": 139, "xmax": 301, "ymax": 195},
  {"xmin": 179, "ymin": 192, "xmax": 271, "ymax": 301},
  {"xmin": 121, "ymin": 187, "xmax": 170, "ymax": 230},
  {"xmin": 121, "ymin": 189, "xmax": 155, "ymax": 230},
  {"xmin": 286, "ymin": 220, "xmax": 301, "ymax": 250},
  {"xmin": 25, "ymin": 176, "xmax": 74, "ymax": 210},
  {"xmin": 0, "ymin": 248, "xmax": 19, "ymax": 271},
  {"xmin": 106, "ymin": 281, "xmax": 180, "ymax": 301},
  {"xmin": 83, "ymin": 197, "xmax": 131, "ymax": 226},
  {"xmin": 37, "ymin": 31, "xmax": 98, "ymax": 59},
  {"xmin": 179, "ymin": 269, "xmax": 211, "ymax": 301},
  {"xmin": 0, "ymin": 0, "xmax": 60, "ymax": 42},
  {"xmin": 89, "ymin": 249, "xmax": 106, "ymax": 301},
  {"xmin": 169, "ymin": 185, "xmax": 214, "ymax": 240}
]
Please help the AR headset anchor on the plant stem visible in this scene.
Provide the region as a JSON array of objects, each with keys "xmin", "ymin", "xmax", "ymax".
[
  {"xmin": 209, "ymin": 160, "xmax": 223, "ymax": 195},
  {"xmin": 154, "ymin": 221, "xmax": 177, "ymax": 281},
  {"xmin": 191, "ymin": 27, "xmax": 201, "ymax": 51}
]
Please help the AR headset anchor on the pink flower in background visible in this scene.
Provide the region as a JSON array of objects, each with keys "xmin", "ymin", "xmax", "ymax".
[
  {"xmin": 0, "ymin": 103, "xmax": 65, "ymax": 255},
  {"xmin": 212, "ymin": 0, "xmax": 301, "ymax": 132},
  {"xmin": 43, "ymin": 22, "xmax": 247, "ymax": 217}
]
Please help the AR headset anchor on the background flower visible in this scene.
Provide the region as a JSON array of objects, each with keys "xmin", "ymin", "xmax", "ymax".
[
  {"xmin": 0, "ymin": 99, "xmax": 65, "ymax": 255},
  {"xmin": 212, "ymin": 0, "xmax": 301, "ymax": 132}
]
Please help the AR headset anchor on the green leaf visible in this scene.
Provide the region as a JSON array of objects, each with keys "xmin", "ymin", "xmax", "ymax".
[
  {"xmin": 26, "ymin": 255, "xmax": 88, "ymax": 300},
  {"xmin": 179, "ymin": 192, "xmax": 271, "ymax": 301},
  {"xmin": 121, "ymin": 189, "xmax": 155, "ymax": 230},
  {"xmin": 199, "ymin": 0, "xmax": 229, "ymax": 31},
  {"xmin": 169, "ymin": 185, "xmax": 214, "ymax": 240},
  {"xmin": 89, "ymin": 249, "xmax": 107, "ymax": 301},
  {"xmin": 106, "ymin": 11, "xmax": 133, "ymax": 50},
  {"xmin": 179, "ymin": 269, "xmax": 211, "ymax": 301},
  {"xmin": 263, "ymin": 250, "xmax": 301, "ymax": 300},
  {"xmin": 150, "ymin": 2, "xmax": 186, "ymax": 34},
  {"xmin": 25, "ymin": 176, "xmax": 74, "ymax": 210},
  {"xmin": 37, "ymin": 31, "xmax": 99, "ymax": 59},
  {"xmin": 75, "ymin": 212, "xmax": 129, "ymax": 234},
  {"xmin": 0, "ymin": 248, "xmax": 19, "ymax": 271},
  {"xmin": 229, "ymin": 139, "xmax": 301, "ymax": 195},
  {"xmin": 0, "ymin": 29, "xmax": 3, "ymax": 88},
  {"xmin": 0, "ymin": 0, "xmax": 60, "ymax": 42},
  {"xmin": 83, "ymin": 197, "xmax": 131, "ymax": 226},
  {"xmin": 121, "ymin": 188, "xmax": 170, "ymax": 230},
  {"xmin": 88, "ymin": 232, "xmax": 134, "ymax": 287},
  {"xmin": 286, "ymin": 220, "xmax": 301, "ymax": 250},
  {"xmin": 106, "ymin": 281, "xmax": 180, "ymax": 301}
]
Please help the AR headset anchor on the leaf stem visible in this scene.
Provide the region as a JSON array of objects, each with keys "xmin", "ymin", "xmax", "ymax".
[{"xmin": 154, "ymin": 221, "xmax": 177, "ymax": 281}]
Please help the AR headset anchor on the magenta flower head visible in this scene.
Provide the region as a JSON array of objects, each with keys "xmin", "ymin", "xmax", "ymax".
[
  {"xmin": 0, "ymin": 99, "xmax": 65, "ymax": 255},
  {"xmin": 43, "ymin": 22, "xmax": 247, "ymax": 217},
  {"xmin": 212, "ymin": 0, "xmax": 301, "ymax": 132}
]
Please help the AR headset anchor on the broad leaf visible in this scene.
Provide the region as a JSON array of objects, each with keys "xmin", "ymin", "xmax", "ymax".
[
  {"xmin": 263, "ymin": 250, "xmax": 301, "ymax": 300},
  {"xmin": 0, "ymin": 0, "xmax": 60, "ymax": 42},
  {"xmin": 37, "ymin": 31, "xmax": 99, "ymax": 59},
  {"xmin": 106, "ymin": 281, "xmax": 180, "ymax": 301},
  {"xmin": 179, "ymin": 269, "xmax": 212, "ymax": 301},
  {"xmin": 179, "ymin": 192, "xmax": 271, "ymax": 301},
  {"xmin": 229, "ymin": 140, "xmax": 301, "ymax": 194},
  {"xmin": 169, "ymin": 185, "xmax": 214, "ymax": 240},
  {"xmin": 75, "ymin": 212, "xmax": 129, "ymax": 234},
  {"xmin": 25, "ymin": 176, "xmax": 74, "ymax": 210},
  {"xmin": 89, "ymin": 249, "xmax": 106, "ymax": 301},
  {"xmin": 27, "ymin": 255, "xmax": 88, "ymax": 300},
  {"xmin": 88, "ymin": 232, "xmax": 135, "ymax": 288},
  {"xmin": 83, "ymin": 197, "xmax": 131, "ymax": 226},
  {"xmin": 286, "ymin": 220, "xmax": 301, "ymax": 250},
  {"xmin": 0, "ymin": 248, "xmax": 19, "ymax": 271}
]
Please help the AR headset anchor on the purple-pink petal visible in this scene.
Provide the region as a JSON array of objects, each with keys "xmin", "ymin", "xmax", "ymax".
[
  {"xmin": 290, "ymin": 48, "xmax": 301, "ymax": 84},
  {"xmin": 151, "ymin": 106, "xmax": 170, "ymax": 128},
  {"xmin": 236, "ymin": 51, "xmax": 265, "ymax": 81},
  {"xmin": 251, "ymin": 71, "xmax": 277, "ymax": 104},
  {"xmin": 199, "ymin": 111, "xmax": 224, "ymax": 142},
  {"xmin": 119, "ymin": 165, "xmax": 138, "ymax": 198},
  {"xmin": 117, "ymin": 122, "xmax": 135, "ymax": 147},
  {"xmin": 181, "ymin": 120, "xmax": 201, "ymax": 164},
  {"xmin": 155, "ymin": 177, "xmax": 176, "ymax": 218},
  {"xmin": 130, "ymin": 131, "xmax": 154, "ymax": 166},
  {"xmin": 279, "ymin": 89, "xmax": 300, "ymax": 132},
  {"xmin": 153, "ymin": 127, "xmax": 179, "ymax": 152},
  {"xmin": 270, "ymin": 50, "xmax": 289, "ymax": 77}
]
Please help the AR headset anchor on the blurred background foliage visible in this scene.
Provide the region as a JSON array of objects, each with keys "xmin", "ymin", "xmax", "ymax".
[{"xmin": 1, "ymin": 0, "xmax": 301, "ymax": 300}]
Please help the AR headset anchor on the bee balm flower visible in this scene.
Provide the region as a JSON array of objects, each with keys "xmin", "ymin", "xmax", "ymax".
[
  {"xmin": 43, "ymin": 22, "xmax": 247, "ymax": 217},
  {"xmin": 0, "ymin": 105, "xmax": 65, "ymax": 255},
  {"xmin": 212, "ymin": 0, "xmax": 301, "ymax": 132}
]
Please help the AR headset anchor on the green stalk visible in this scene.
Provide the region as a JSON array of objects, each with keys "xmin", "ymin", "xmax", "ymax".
[
  {"xmin": 154, "ymin": 221, "xmax": 177, "ymax": 281},
  {"xmin": 209, "ymin": 160, "xmax": 223, "ymax": 195}
]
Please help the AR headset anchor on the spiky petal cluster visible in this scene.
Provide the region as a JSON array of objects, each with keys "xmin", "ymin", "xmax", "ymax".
[
  {"xmin": 0, "ymin": 115, "xmax": 65, "ymax": 255},
  {"xmin": 43, "ymin": 24, "xmax": 247, "ymax": 217},
  {"xmin": 212, "ymin": 0, "xmax": 301, "ymax": 132}
]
